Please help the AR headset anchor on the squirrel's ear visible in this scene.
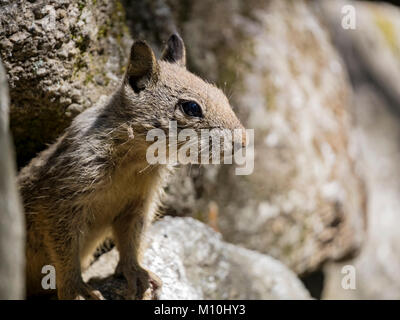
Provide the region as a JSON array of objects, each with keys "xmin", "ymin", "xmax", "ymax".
[
  {"xmin": 127, "ymin": 40, "xmax": 159, "ymax": 93},
  {"xmin": 161, "ymin": 33, "xmax": 186, "ymax": 67}
]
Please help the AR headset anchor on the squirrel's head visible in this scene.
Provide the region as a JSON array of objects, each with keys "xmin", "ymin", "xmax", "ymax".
[{"xmin": 119, "ymin": 34, "xmax": 246, "ymax": 162}]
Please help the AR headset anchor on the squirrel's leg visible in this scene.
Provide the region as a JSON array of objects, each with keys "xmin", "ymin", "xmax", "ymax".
[
  {"xmin": 112, "ymin": 207, "xmax": 162, "ymax": 300},
  {"xmin": 46, "ymin": 230, "xmax": 103, "ymax": 300}
]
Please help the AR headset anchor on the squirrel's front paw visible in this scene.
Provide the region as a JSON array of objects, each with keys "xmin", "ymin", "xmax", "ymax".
[
  {"xmin": 142, "ymin": 269, "xmax": 162, "ymax": 300},
  {"xmin": 116, "ymin": 265, "xmax": 162, "ymax": 300}
]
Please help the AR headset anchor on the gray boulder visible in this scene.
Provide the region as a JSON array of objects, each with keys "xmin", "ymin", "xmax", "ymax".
[
  {"xmin": 84, "ymin": 217, "xmax": 310, "ymax": 300},
  {"xmin": 0, "ymin": 0, "xmax": 131, "ymax": 167}
]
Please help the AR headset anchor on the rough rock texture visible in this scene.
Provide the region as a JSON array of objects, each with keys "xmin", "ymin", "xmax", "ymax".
[
  {"xmin": 0, "ymin": 59, "xmax": 25, "ymax": 299},
  {"xmin": 317, "ymin": 0, "xmax": 400, "ymax": 299},
  {"xmin": 83, "ymin": 217, "xmax": 310, "ymax": 300},
  {"xmin": 124, "ymin": 0, "xmax": 366, "ymax": 275},
  {"xmin": 0, "ymin": 0, "xmax": 131, "ymax": 167}
]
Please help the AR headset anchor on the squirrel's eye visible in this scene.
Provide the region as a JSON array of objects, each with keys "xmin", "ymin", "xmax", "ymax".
[{"xmin": 181, "ymin": 101, "xmax": 203, "ymax": 118}]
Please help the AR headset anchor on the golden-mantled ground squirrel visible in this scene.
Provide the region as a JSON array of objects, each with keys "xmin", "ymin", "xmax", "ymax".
[{"xmin": 18, "ymin": 34, "xmax": 245, "ymax": 300}]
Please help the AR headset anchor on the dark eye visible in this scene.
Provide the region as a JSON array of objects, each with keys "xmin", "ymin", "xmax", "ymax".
[{"xmin": 181, "ymin": 101, "xmax": 203, "ymax": 118}]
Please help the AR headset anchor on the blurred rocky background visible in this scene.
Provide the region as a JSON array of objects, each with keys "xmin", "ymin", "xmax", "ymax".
[
  {"xmin": 0, "ymin": 59, "xmax": 25, "ymax": 299},
  {"xmin": 317, "ymin": 0, "xmax": 400, "ymax": 299},
  {"xmin": 0, "ymin": 0, "xmax": 399, "ymax": 299}
]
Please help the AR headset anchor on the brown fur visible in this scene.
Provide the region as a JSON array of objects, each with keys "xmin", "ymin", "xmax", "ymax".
[{"xmin": 18, "ymin": 34, "xmax": 245, "ymax": 300}]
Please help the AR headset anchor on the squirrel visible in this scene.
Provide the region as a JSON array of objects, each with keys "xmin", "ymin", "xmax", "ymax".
[{"xmin": 18, "ymin": 33, "xmax": 246, "ymax": 300}]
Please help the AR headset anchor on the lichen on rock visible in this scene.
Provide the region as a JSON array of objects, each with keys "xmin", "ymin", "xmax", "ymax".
[{"xmin": 0, "ymin": 0, "xmax": 131, "ymax": 167}]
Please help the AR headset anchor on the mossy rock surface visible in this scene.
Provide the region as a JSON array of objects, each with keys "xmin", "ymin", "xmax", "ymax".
[{"xmin": 0, "ymin": 0, "xmax": 130, "ymax": 167}]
